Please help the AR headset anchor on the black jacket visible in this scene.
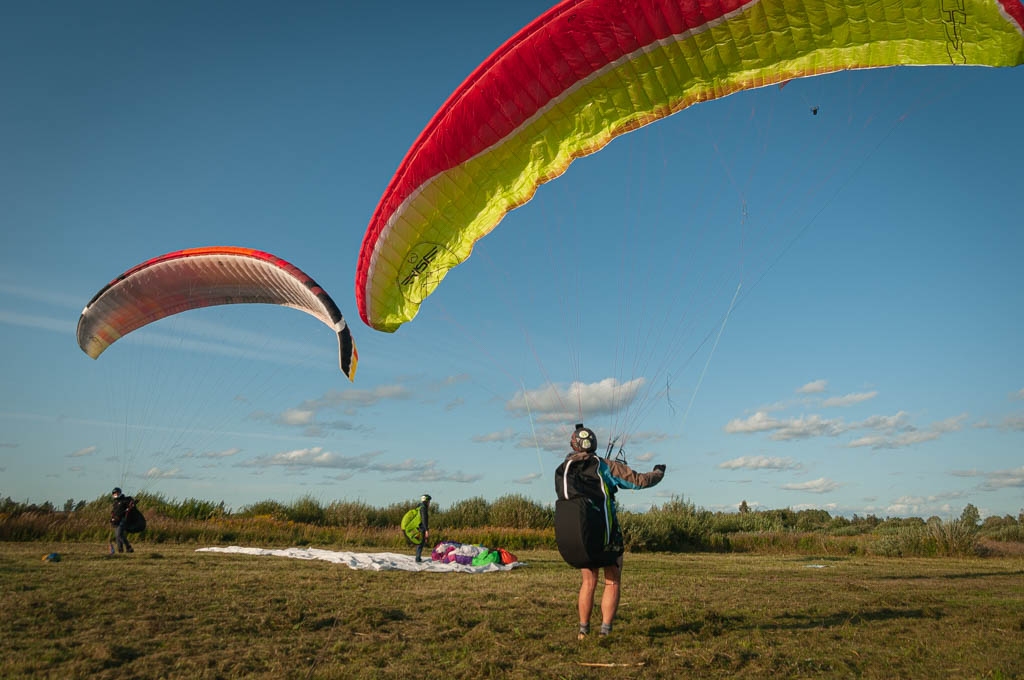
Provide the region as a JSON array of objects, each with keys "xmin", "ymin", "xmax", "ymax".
[{"xmin": 110, "ymin": 495, "xmax": 133, "ymax": 526}]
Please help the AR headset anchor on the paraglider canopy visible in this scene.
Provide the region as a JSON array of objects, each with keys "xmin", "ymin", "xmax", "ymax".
[
  {"xmin": 356, "ymin": 0, "xmax": 1024, "ymax": 333},
  {"xmin": 78, "ymin": 246, "xmax": 357, "ymax": 380}
]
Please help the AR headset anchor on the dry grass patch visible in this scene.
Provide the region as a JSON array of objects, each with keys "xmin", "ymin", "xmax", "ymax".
[{"xmin": 1, "ymin": 543, "xmax": 1021, "ymax": 679}]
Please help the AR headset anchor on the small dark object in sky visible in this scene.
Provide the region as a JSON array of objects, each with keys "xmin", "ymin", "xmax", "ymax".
[{"xmin": 811, "ymin": 106, "xmax": 819, "ymax": 115}]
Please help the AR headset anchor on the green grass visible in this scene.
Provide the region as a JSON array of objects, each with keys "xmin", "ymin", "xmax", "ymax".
[{"xmin": 2, "ymin": 542, "xmax": 1022, "ymax": 679}]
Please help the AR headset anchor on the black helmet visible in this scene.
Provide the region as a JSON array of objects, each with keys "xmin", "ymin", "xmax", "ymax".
[
  {"xmin": 112, "ymin": 487, "xmax": 122, "ymax": 496},
  {"xmin": 570, "ymin": 423, "xmax": 597, "ymax": 454}
]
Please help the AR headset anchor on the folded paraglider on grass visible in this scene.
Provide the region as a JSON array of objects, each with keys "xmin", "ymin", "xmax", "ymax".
[{"xmin": 197, "ymin": 545, "xmax": 523, "ymax": 573}]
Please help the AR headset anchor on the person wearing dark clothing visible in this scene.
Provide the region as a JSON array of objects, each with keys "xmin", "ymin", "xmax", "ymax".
[
  {"xmin": 415, "ymin": 494, "xmax": 431, "ymax": 562},
  {"xmin": 110, "ymin": 487, "xmax": 134, "ymax": 553},
  {"xmin": 554, "ymin": 424, "xmax": 665, "ymax": 639}
]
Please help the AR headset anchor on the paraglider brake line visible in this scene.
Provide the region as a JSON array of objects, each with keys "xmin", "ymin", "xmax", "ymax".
[
  {"xmin": 605, "ymin": 436, "xmax": 627, "ymax": 465},
  {"xmin": 665, "ymin": 375, "xmax": 677, "ymax": 415},
  {"xmin": 520, "ymin": 380, "xmax": 545, "ymax": 477},
  {"xmin": 681, "ymin": 282, "xmax": 741, "ymax": 433}
]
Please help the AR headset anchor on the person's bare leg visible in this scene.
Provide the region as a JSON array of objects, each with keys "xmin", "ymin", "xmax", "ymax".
[
  {"xmin": 578, "ymin": 567, "xmax": 599, "ymax": 638},
  {"xmin": 600, "ymin": 560, "xmax": 622, "ymax": 635}
]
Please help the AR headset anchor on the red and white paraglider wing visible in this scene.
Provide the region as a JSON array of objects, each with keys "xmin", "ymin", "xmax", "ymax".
[{"xmin": 77, "ymin": 246, "xmax": 357, "ymax": 380}]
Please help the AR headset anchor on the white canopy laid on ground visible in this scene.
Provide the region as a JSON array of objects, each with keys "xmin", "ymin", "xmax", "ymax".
[{"xmin": 197, "ymin": 546, "xmax": 524, "ymax": 573}]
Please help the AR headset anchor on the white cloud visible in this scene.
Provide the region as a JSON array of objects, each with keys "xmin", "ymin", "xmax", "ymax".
[
  {"xmin": 718, "ymin": 455, "xmax": 802, "ymax": 471},
  {"xmin": 300, "ymin": 385, "xmax": 414, "ymax": 411},
  {"xmin": 791, "ymin": 502, "xmax": 838, "ymax": 512},
  {"xmin": 797, "ymin": 380, "xmax": 827, "ymax": 394},
  {"xmin": 772, "ymin": 414, "xmax": 846, "ymax": 441},
  {"xmin": 200, "ymin": 447, "xmax": 241, "ymax": 459},
  {"xmin": 847, "ymin": 431, "xmax": 939, "ymax": 449},
  {"xmin": 724, "ymin": 411, "xmax": 780, "ymax": 434},
  {"xmin": 472, "ymin": 429, "xmax": 518, "ymax": 444},
  {"xmin": 1012, "ymin": 389, "xmax": 1024, "ymax": 401},
  {"xmin": 853, "ymin": 412, "xmax": 910, "ymax": 431},
  {"xmin": 932, "ymin": 414, "xmax": 968, "ymax": 433},
  {"xmin": 513, "ymin": 472, "xmax": 542, "ymax": 484},
  {"xmin": 883, "ymin": 492, "xmax": 967, "ymax": 517},
  {"xmin": 724, "ymin": 411, "xmax": 847, "ymax": 439},
  {"xmin": 391, "ymin": 468, "xmax": 483, "ymax": 484},
  {"xmin": 244, "ymin": 447, "xmax": 365, "ymax": 469},
  {"xmin": 779, "ymin": 477, "xmax": 840, "ymax": 494},
  {"xmin": 143, "ymin": 467, "xmax": 187, "ymax": 479},
  {"xmin": 515, "ymin": 428, "xmax": 567, "ymax": 453},
  {"xmin": 279, "ymin": 409, "xmax": 315, "ymax": 426},
  {"xmin": 948, "ymin": 466, "xmax": 1024, "ymax": 491},
  {"xmin": 979, "ymin": 466, "xmax": 1024, "ymax": 491},
  {"xmin": 1001, "ymin": 414, "xmax": 1024, "ymax": 431},
  {"xmin": 239, "ymin": 447, "xmax": 479, "ymax": 483},
  {"xmin": 822, "ymin": 391, "xmax": 878, "ymax": 408},
  {"xmin": 254, "ymin": 385, "xmax": 414, "ymax": 432},
  {"xmin": 506, "ymin": 378, "xmax": 646, "ymax": 422},
  {"xmin": 69, "ymin": 445, "xmax": 97, "ymax": 458},
  {"xmin": 727, "ymin": 403, "xmax": 966, "ymax": 450},
  {"xmin": 847, "ymin": 414, "xmax": 966, "ymax": 450}
]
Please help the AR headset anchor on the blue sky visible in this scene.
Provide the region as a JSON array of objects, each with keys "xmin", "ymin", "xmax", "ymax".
[{"xmin": 3, "ymin": 1, "xmax": 1022, "ymax": 519}]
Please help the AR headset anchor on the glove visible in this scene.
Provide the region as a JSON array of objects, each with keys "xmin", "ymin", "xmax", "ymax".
[{"xmin": 653, "ymin": 464, "xmax": 666, "ymax": 473}]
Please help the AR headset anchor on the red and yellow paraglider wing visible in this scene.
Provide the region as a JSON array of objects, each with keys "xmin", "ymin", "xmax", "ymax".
[
  {"xmin": 77, "ymin": 246, "xmax": 357, "ymax": 380},
  {"xmin": 356, "ymin": 0, "xmax": 1024, "ymax": 332}
]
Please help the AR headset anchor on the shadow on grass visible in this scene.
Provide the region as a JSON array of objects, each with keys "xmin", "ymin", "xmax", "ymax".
[
  {"xmin": 647, "ymin": 606, "xmax": 942, "ymax": 638},
  {"xmin": 873, "ymin": 569, "xmax": 1024, "ymax": 581},
  {"xmin": 770, "ymin": 607, "xmax": 943, "ymax": 630}
]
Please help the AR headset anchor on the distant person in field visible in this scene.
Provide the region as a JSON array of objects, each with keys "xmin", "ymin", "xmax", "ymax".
[
  {"xmin": 415, "ymin": 494, "xmax": 431, "ymax": 562},
  {"xmin": 109, "ymin": 487, "xmax": 134, "ymax": 554},
  {"xmin": 554, "ymin": 423, "xmax": 665, "ymax": 639}
]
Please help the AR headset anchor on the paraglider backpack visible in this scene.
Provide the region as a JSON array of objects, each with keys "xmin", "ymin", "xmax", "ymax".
[
  {"xmin": 401, "ymin": 506, "xmax": 423, "ymax": 545},
  {"xmin": 123, "ymin": 497, "xmax": 146, "ymax": 534},
  {"xmin": 553, "ymin": 455, "xmax": 620, "ymax": 569}
]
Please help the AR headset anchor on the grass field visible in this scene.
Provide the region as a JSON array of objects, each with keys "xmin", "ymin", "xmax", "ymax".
[{"xmin": 2, "ymin": 542, "xmax": 1022, "ymax": 679}]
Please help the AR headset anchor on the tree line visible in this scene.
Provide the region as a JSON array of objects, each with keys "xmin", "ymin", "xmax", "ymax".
[{"xmin": 2, "ymin": 493, "xmax": 1021, "ymax": 557}]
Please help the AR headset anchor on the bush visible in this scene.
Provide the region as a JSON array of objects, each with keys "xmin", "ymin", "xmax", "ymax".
[
  {"xmin": 621, "ymin": 496, "xmax": 715, "ymax": 551},
  {"xmin": 285, "ymin": 495, "xmax": 326, "ymax": 525},
  {"xmin": 441, "ymin": 497, "xmax": 490, "ymax": 528},
  {"xmin": 488, "ymin": 495, "xmax": 552, "ymax": 530},
  {"xmin": 237, "ymin": 500, "xmax": 288, "ymax": 520},
  {"xmin": 1, "ymin": 492, "xmax": 1020, "ymax": 557},
  {"xmin": 870, "ymin": 518, "xmax": 980, "ymax": 557},
  {"xmin": 324, "ymin": 500, "xmax": 377, "ymax": 527}
]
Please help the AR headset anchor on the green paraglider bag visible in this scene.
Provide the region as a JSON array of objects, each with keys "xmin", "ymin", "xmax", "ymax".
[
  {"xmin": 401, "ymin": 507, "xmax": 423, "ymax": 545},
  {"xmin": 471, "ymin": 549, "xmax": 500, "ymax": 567}
]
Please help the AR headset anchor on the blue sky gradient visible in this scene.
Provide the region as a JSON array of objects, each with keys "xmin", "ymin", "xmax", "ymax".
[{"xmin": 3, "ymin": 1, "xmax": 1022, "ymax": 518}]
